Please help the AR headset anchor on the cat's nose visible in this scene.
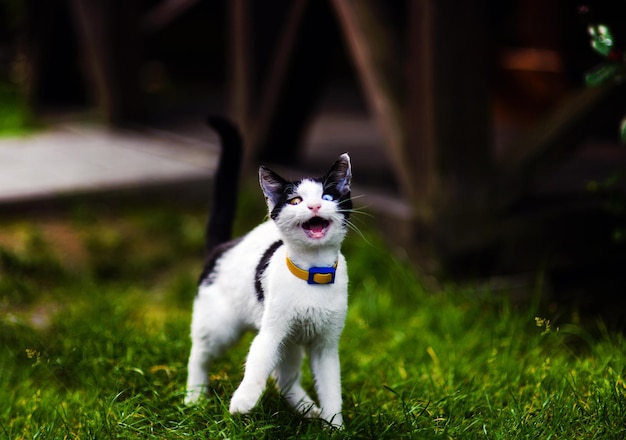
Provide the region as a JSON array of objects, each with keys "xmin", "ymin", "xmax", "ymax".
[{"xmin": 308, "ymin": 203, "xmax": 321, "ymax": 214}]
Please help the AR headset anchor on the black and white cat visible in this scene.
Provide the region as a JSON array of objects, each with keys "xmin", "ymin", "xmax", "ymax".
[{"xmin": 185, "ymin": 117, "xmax": 352, "ymax": 428}]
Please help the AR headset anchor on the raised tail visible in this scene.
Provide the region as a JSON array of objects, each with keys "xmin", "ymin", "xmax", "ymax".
[{"xmin": 205, "ymin": 116, "xmax": 243, "ymax": 251}]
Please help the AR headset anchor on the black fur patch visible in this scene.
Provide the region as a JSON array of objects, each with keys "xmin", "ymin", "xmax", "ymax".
[
  {"xmin": 269, "ymin": 181, "xmax": 299, "ymax": 221},
  {"xmin": 315, "ymin": 176, "xmax": 353, "ymax": 220},
  {"xmin": 198, "ymin": 238, "xmax": 242, "ymax": 287},
  {"xmin": 254, "ymin": 240, "xmax": 284, "ymax": 302},
  {"xmin": 337, "ymin": 192, "xmax": 353, "ymax": 221}
]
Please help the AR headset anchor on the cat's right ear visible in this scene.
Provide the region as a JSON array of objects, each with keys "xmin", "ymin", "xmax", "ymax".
[{"xmin": 259, "ymin": 166, "xmax": 286, "ymax": 208}]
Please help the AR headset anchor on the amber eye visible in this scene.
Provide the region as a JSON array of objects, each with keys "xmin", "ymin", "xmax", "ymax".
[{"xmin": 288, "ymin": 196, "xmax": 303, "ymax": 205}]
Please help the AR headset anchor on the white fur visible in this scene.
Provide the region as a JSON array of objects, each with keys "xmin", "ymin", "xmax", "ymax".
[{"xmin": 185, "ymin": 172, "xmax": 350, "ymax": 428}]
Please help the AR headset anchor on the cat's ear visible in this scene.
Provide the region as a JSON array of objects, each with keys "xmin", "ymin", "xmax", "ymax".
[
  {"xmin": 325, "ymin": 153, "xmax": 352, "ymax": 196},
  {"xmin": 259, "ymin": 166, "xmax": 286, "ymax": 208}
]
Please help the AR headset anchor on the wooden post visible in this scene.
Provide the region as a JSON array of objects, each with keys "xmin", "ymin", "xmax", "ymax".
[
  {"xmin": 331, "ymin": 0, "xmax": 414, "ymax": 204},
  {"xmin": 406, "ymin": 0, "xmax": 493, "ymax": 262},
  {"xmin": 229, "ymin": 0, "xmax": 252, "ymax": 148},
  {"xmin": 69, "ymin": 0, "xmax": 140, "ymax": 124},
  {"xmin": 248, "ymin": 0, "xmax": 308, "ymax": 164},
  {"xmin": 250, "ymin": 0, "xmax": 340, "ymax": 165},
  {"xmin": 332, "ymin": 0, "xmax": 492, "ymax": 267}
]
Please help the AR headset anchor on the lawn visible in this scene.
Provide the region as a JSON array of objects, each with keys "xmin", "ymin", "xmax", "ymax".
[
  {"xmin": 0, "ymin": 81, "xmax": 34, "ymax": 137},
  {"xmin": 1, "ymin": 187, "xmax": 625, "ymax": 439}
]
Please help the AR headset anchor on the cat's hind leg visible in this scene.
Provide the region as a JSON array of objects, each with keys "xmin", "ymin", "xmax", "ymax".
[
  {"xmin": 273, "ymin": 342, "xmax": 321, "ymax": 418},
  {"xmin": 185, "ymin": 343, "xmax": 214, "ymax": 404},
  {"xmin": 185, "ymin": 293, "xmax": 244, "ymax": 405}
]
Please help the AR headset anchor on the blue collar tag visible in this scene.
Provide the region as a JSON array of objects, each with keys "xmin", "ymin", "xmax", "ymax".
[{"xmin": 307, "ymin": 266, "xmax": 337, "ymax": 285}]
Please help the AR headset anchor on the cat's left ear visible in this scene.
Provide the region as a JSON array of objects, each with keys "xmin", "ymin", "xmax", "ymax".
[
  {"xmin": 325, "ymin": 153, "xmax": 352, "ymax": 196},
  {"xmin": 259, "ymin": 166, "xmax": 287, "ymax": 208}
]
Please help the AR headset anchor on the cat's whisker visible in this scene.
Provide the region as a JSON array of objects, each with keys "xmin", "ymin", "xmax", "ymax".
[
  {"xmin": 348, "ymin": 193, "xmax": 367, "ymax": 201},
  {"xmin": 343, "ymin": 207, "xmax": 373, "ymax": 218},
  {"xmin": 343, "ymin": 218, "xmax": 374, "ymax": 246}
]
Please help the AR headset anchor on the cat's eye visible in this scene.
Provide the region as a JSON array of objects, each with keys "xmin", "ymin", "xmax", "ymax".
[
  {"xmin": 288, "ymin": 196, "xmax": 303, "ymax": 205},
  {"xmin": 322, "ymin": 194, "xmax": 334, "ymax": 201}
]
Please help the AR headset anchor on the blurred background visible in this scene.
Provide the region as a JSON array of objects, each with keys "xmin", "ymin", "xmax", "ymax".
[{"xmin": 1, "ymin": 0, "xmax": 626, "ymax": 315}]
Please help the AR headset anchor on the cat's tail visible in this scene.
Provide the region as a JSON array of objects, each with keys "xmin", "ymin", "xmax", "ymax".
[{"xmin": 205, "ymin": 116, "xmax": 243, "ymax": 251}]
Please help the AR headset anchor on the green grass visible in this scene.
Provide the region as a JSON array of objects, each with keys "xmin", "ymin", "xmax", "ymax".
[
  {"xmin": 0, "ymin": 81, "xmax": 34, "ymax": 137},
  {"xmin": 1, "ymin": 190, "xmax": 625, "ymax": 439}
]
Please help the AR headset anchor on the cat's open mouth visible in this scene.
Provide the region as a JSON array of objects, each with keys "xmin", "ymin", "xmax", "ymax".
[{"xmin": 302, "ymin": 217, "xmax": 331, "ymax": 239}]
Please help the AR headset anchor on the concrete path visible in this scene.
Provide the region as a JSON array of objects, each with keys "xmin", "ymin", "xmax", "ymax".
[
  {"xmin": 0, "ymin": 122, "xmax": 219, "ymax": 206},
  {"xmin": 0, "ymin": 111, "xmax": 402, "ymax": 215}
]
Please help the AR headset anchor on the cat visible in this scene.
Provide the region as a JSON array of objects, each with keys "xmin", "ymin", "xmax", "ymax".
[{"xmin": 184, "ymin": 117, "xmax": 352, "ymax": 428}]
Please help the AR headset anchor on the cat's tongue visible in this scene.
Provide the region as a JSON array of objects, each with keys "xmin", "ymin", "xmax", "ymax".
[
  {"xmin": 303, "ymin": 217, "xmax": 330, "ymax": 239},
  {"xmin": 309, "ymin": 223, "xmax": 326, "ymax": 238}
]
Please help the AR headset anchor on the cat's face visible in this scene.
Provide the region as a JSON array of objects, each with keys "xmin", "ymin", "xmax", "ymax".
[{"xmin": 259, "ymin": 154, "xmax": 352, "ymax": 248}]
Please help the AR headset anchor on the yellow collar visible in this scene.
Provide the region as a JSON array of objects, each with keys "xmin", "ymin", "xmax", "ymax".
[{"xmin": 286, "ymin": 256, "xmax": 338, "ymax": 285}]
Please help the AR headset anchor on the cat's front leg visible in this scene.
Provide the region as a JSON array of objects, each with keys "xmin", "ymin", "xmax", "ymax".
[
  {"xmin": 229, "ymin": 329, "xmax": 283, "ymax": 415},
  {"xmin": 273, "ymin": 341, "xmax": 321, "ymax": 418},
  {"xmin": 309, "ymin": 343, "xmax": 344, "ymax": 428}
]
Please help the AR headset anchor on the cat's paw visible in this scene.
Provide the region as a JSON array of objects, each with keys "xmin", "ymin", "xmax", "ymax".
[
  {"xmin": 184, "ymin": 388, "xmax": 203, "ymax": 406},
  {"xmin": 297, "ymin": 402, "xmax": 321, "ymax": 419},
  {"xmin": 229, "ymin": 384, "xmax": 263, "ymax": 414},
  {"xmin": 321, "ymin": 412, "xmax": 344, "ymax": 430}
]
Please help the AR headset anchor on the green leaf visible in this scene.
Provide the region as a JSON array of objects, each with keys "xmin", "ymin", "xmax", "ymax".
[
  {"xmin": 620, "ymin": 115, "xmax": 626, "ymax": 144},
  {"xmin": 585, "ymin": 63, "xmax": 626, "ymax": 87},
  {"xmin": 588, "ymin": 24, "xmax": 614, "ymax": 57}
]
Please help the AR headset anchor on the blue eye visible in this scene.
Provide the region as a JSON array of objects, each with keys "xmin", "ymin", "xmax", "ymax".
[{"xmin": 322, "ymin": 194, "xmax": 333, "ymax": 201}]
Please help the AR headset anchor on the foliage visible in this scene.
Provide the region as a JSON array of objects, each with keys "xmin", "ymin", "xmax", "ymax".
[
  {"xmin": 1, "ymin": 195, "xmax": 625, "ymax": 439},
  {"xmin": 585, "ymin": 21, "xmax": 626, "ymax": 142},
  {"xmin": 0, "ymin": 81, "xmax": 34, "ymax": 137},
  {"xmin": 583, "ymin": 13, "xmax": 626, "ymax": 241}
]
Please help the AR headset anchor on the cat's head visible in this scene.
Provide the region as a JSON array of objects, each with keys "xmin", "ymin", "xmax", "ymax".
[{"xmin": 259, "ymin": 153, "xmax": 352, "ymax": 247}]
